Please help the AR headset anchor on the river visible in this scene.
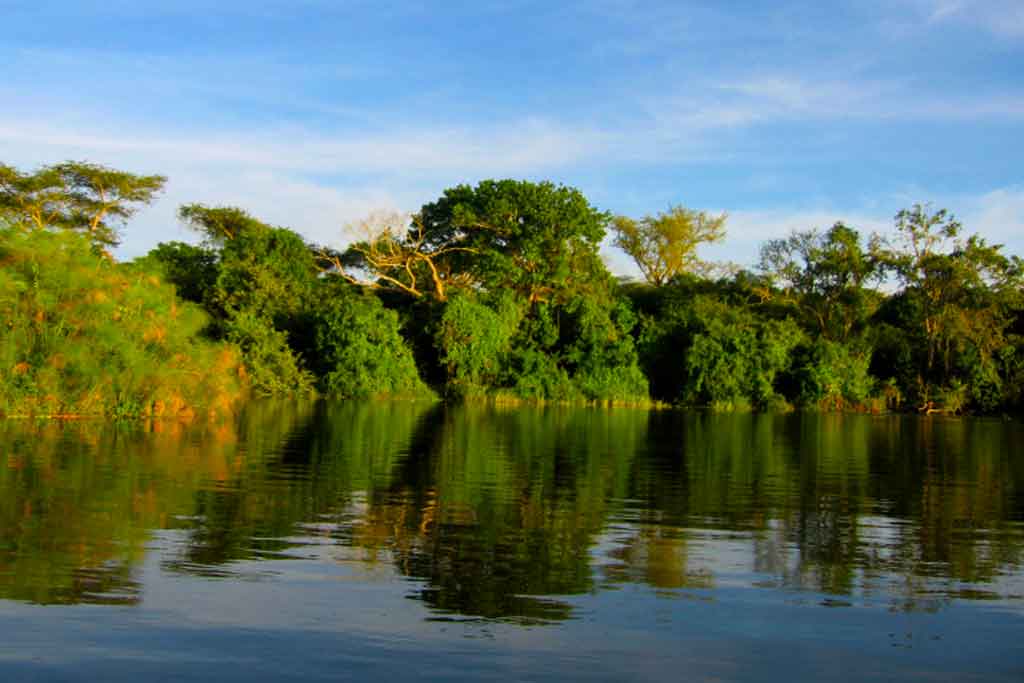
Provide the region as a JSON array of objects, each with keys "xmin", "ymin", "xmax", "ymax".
[{"xmin": 1, "ymin": 401, "xmax": 1021, "ymax": 681}]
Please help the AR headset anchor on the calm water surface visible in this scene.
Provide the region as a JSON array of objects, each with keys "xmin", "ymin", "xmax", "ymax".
[{"xmin": 1, "ymin": 402, "xmax": 1022, "ymax": 681}]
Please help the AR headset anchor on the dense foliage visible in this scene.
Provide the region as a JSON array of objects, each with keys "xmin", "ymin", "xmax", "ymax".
[
  {"xmin": 2, "ymin": 160, "xmax": 1021, "ymax": 416},
  {"xmin": 0, "ymin": 229, "xmax": 243, "ymax": 417}
]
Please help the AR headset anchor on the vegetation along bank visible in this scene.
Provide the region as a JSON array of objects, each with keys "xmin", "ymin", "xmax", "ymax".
[{"xmin": 1, "ymin": 161, "xmax": 1021, "ymax": 418}]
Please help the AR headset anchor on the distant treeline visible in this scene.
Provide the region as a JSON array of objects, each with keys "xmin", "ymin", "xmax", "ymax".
[{"xmin": 1, "ymin": 161, "xmax": 1021, "ymax": 417}]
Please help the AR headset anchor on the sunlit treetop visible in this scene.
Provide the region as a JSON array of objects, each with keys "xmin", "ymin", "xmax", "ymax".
[{"xmin": 0, "ymin": 161, "xmax": 165, "ymax": 250}]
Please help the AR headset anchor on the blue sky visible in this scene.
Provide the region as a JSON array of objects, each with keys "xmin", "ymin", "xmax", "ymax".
[{"xmin": 2, "ymin": 0, "xmax": 1023, "ymax": 273}]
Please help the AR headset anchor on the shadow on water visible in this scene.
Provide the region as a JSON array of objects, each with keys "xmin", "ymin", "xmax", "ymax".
[{"xmin": 0, "ymin": 402, "xmax": 1022, "ymax": 623}]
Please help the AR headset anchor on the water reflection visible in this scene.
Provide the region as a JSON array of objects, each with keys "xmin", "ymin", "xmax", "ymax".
[{"xmin": 0, "ymin": 404, "xmax": 1022, "ymax": 623}]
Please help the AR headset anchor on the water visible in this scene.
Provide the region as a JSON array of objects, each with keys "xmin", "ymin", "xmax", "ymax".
[{"xmin": 1, "ymin": 401, "xmax": 1022, "ymax": 681}]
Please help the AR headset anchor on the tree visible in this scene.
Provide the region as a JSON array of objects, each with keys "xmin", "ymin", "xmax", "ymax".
[
  {"xmin": 0, "ymin": 161, "xmax": 165, "ymax": 249},
  {"xmin": 176, "ymin": 203, "xmax": 319, "ymax": 395},
  {"xmin": 309, "ymin": 283, "xmax": 430, "ymax": 399},
  {"xmin": 680, "ymin": 296, "xmax": 804, "ymax": 410},
  {"xmin": 611, "ymin": 205, "xmax": 726, "ymax": 286},
  {"xmin": 415, "ymin": 179, "xmax": 611, "ymax": 304},
  {"xmin": 877, "ymin": 204, "xmax": 1023, "ymax": 408},
  {"xmin": 759, "ymin": 222, "xmax": 882, "ymax": 341},
  {"xmin": 178, "ymin": 203, "xmax": 318, "ymax": 321},
  {"xmin": 136, "ymin": 242, "xmax": 219, "ymax": 304},
  {"xmin": 328, "ymin": 211, "xmax": 476, "ymax": 302},
  {"xmin": 178, "ymin": 203, "xmax": 267, "ymax": 245}
]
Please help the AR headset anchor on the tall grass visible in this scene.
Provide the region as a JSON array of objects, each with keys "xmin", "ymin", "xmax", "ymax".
[{"xmin": 0, "ymin": 229, "xmax": 246, "ymax": 418}]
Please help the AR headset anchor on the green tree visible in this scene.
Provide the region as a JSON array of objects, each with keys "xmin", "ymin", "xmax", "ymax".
[
  {"xmin": 759, "ymin": 222, "xmax": 881, "ymax": 341},
  {"xmin": 415, "ymin": 179, "xmax": 610, "ymax": 304},
  {"xmin": 178, "ymin": 203, "xmax": 317, "ymax": 323},
  {"xmin": 877, "ymin": 205, "xmax": 1023, "ymax": 410},
  {"xmin": 612, "ymin": 205, "xmax": 726, "ymax": 286},
  {"xmin": 680, "ymin": 296, "xmax": 804, "ymax": 410},
  {"xmin": 434, "ymin": 293, "xmax": 522, "ymax": 397},
  {"xmin": 0, "ymin": 161, "xmax": 165, "ymax": 249},
  {"xmin": 135, "ymin": 241, "xmax": 219, "ymax": 304},
  {"xmin": 176, "ymin": 204, "xmax": 319, "ymax": 395},
  {"xmin": 309, "ymin": 284, "xmax": 431, "ymax": 399}
]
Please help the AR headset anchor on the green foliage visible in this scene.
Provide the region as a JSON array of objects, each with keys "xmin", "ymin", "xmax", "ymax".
[
  {"xmin": 0, "ymin": 228, "xmax": 244, "ymax": 417},
  {"xmin": 4, "ymin": 157, "xmax": 1022, "ymax": 418},
  {"xmin": 680, "ymin": 296, "xmax": 804, "ymax": 410},
  {"xmin": 557, "ymin": 296, "xmax": 649, "ymax": 402},
  {"xmin": 0, "ymin": 161, "xmax": 165, "ymax": 248},
  {"xmin": 760, "ymin": 222, "xmax": 882, "ymax": 341},
  {"xmin": 612, "ymin": 204, "xmax": 727, "ymax": 286},
  {"xmin": 875, "ymin": 204, "xmax": 1024, "ymax": 411},
  {"xmin": 789, "ymin": 338, "xmax": 876, "ymax": 409},
  {"xmin": 134, "ymin": 241, "xmax": 219, "ymax": 304},
  {"xmin": 178, "ymin": 203, "xmax": 268, "ymax": 245},
  {"xmin": 222, "ymin": 309, "xmax": 314, "ymax": 396},
  {"xmin": 506, "ymin": 348, "xmax": 578, "ymax": 402},
  {"xmin": 173, "ymin": 204, "xmax": 320, "ymax": 396},
  {"xmin": 435, "ymin": 293, "xmax": 522, "ymax": 398},
  {"xmin": 310, "ymin": 285, "xmax": 431, "ymax": 399},
  {"xmin": 417, "ymin": 179, "xmax": 610, "ymax": 303}
]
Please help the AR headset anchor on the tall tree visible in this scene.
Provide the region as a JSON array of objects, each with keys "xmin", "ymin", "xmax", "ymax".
[
  {"xmin": 879, "ymin": 204, "xmax": 1023, "ymax": 399},
  {"xmin": 759, "ymin": 222, "xmax": 881, "ymax": 341},
  {"xmin": 0, "ymin": 161, "xmax": 165, "ymax": 248},
  {"xmin": 611, "ymin": 205, "xmax": 726, "ymax": 286},
  {"xmin": 415, "ymin": 179, "xmax": 611, "ymax": 304}
]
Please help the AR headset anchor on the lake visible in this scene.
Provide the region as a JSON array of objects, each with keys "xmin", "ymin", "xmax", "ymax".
[{"xmin": 1, "ymin": 401, "xmax": 1022, "ymax": 681}]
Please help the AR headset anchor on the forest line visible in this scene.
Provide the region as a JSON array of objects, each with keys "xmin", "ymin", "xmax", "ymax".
[{"xmin": 1, "ymin": 161, "xmax": 1021, "ymax": 418}]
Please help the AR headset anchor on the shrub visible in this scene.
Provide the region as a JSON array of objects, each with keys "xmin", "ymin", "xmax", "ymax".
[{"xmin": 312, "ymin": 287, "xmax": 431, "ymax": 399}]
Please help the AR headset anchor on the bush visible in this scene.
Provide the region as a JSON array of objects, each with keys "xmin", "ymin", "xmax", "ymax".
[
  {"xmin": 222, "ymin": 308, "xmax": 314, "ymax": 396},
  {"xmin": 434, "ymin": 293, "xmax": 521, "ymax": 398},
  {"xmin": 312, "ymin": 287, "xmax": 431, "ymax": 399},
  {"xmin": 790, "ymin": 338, "xmax": 876, "ymax": 409},
  {"xmin": 681, "ymin": 296, "xmax": 803, "ymax": 409}
]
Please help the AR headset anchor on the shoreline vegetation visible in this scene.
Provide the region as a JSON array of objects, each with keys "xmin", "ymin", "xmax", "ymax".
[{"xmin": 1, "ymin": 161, "xmax": 1021, "ymax": 420}]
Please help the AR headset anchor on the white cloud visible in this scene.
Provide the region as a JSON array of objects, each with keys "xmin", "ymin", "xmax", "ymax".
[
  {"xmin": 0, "ymin": 114, "xmax": 614, "ymax": 258},
  {"xmin": 647, "ymin": 74, "xmax": 1024, "ymax": 136},
  {"xmin": 911, "ymin": 0, "xmax": 1024, "ymax": 37},
  {"xmin": 0, "ymin": 118, "xmax": 606, "ymax": 176},
  {"xmin": 962, "ymin": 186, "xmax": 1024, "ymax": 250}
]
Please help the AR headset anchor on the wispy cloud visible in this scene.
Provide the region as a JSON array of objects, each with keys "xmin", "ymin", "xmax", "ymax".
[
  {"xmin": 646, "ymin": 74, "xmax": 1024, "ymax": 138},
  {"xmin": 0, "ymin": 118, "xmax": 608, "ymax": 176},
  {"xmin": 0, "ymin": 115, "xmax": 612, "ymax": 257},
  {"xmin": 909, "ymin": 0, "xmax": 1024, "ymax": 37}
]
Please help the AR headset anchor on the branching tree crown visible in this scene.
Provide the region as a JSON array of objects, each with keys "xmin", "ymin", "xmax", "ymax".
[
  {"xmin": 336, "ymin": 180, "xmax": 612, "ymax": 304},
  {"xmin": 0, "ymin": 161, "xmax": 165, "ymax": 248},
  {"xmin": 878, "ymin": 204, "xmax": 1023, "ymax": 379},
  {"xmin": 611, "ymin": 205, "xmax": 726, "ymax": 286},
  {"xmin": 329, "ymin": 210, "xmax": 476, "ymax": 302},
  {"xmin": 759, "ymin": 222, "xmax": 882, "ymax": 340}
]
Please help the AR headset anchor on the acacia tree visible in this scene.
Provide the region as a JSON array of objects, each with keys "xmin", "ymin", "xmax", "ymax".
[
  {"xmin": 611, "ymin": 205, "xmax": 726, "ymax": 286},
  {"xmin": 0, "ymin": 161, "xmax": 165, "ymax": 249}
]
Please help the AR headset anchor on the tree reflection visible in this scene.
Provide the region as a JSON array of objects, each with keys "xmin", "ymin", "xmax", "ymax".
[{"xmin": 0, "ymin": 403, "xmax": 1021, "ymax": 621}]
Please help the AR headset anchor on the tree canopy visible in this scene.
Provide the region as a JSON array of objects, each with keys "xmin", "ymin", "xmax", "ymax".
[
  {"xmin": 612, "ymin": 205, "xmax": 726, "ymax": 286},
  {"xmin": 3, "ymin": 159, "xmax": 1022, "ymax": 416},
  {"xmin": 0, "ymin": 161, "xmax": 165, "ymax": 249},
  {"xmin": 759, "ymin": 222, "xmax": 882, "ymax": 341}
]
